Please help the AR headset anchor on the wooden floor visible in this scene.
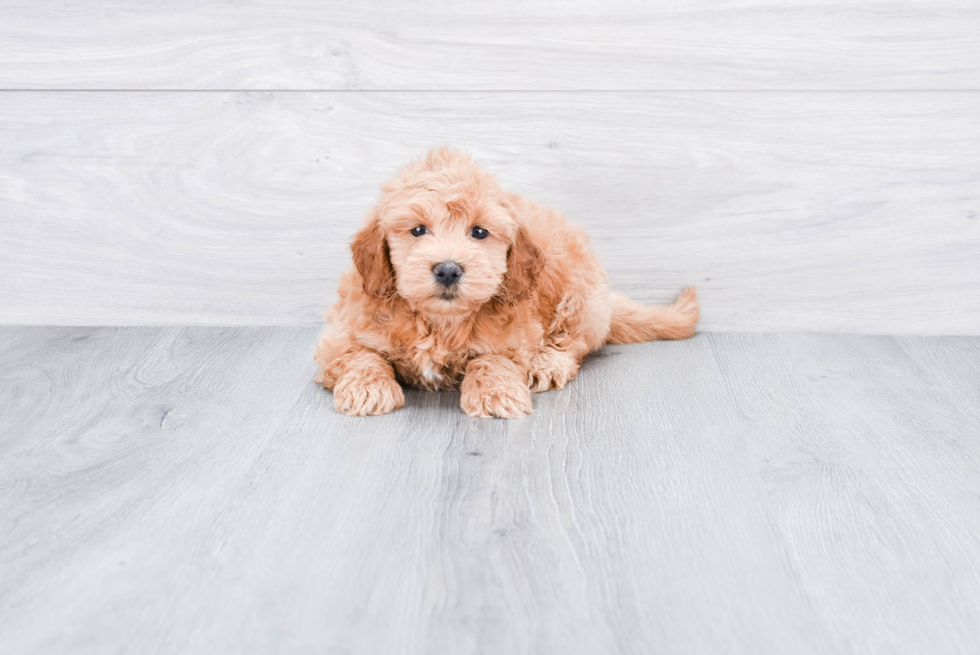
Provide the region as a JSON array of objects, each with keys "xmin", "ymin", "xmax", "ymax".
[{"xmin": 2, "ymin": 326, "xmax": 978, "ymax": 654}]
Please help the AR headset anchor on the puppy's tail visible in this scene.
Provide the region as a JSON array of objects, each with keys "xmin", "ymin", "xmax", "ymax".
[{"xmin": 606, "ymin": 287, "xmax": 700, "ymax": 344}]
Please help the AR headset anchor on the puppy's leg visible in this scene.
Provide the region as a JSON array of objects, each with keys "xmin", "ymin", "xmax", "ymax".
[
  {"xmin": 460, "ymin": 355, "xmax": 533, "ymax": 419},
  {"xmin": 527, "ymin": 287, "xmax": 607, "ymax": 392},
  {"xmin": 527, "ymin": 345, "xmax": 582, "ymax": 393},
  {"xmin": 317, "ymin": 345, "xmax": 404, "ymax": 417}
]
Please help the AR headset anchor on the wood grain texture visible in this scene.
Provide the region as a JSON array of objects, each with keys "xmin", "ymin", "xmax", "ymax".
[
  {"xmin": 1, "ymin": 326, "xmax": 979, "ymax": 654},
  {"xmin": 1, "ymin": 1, "xmax": 979, "ymax": 90},
  {"xmin": 1, "ymin": 91, "xmax": 978, "ymax": 332}
]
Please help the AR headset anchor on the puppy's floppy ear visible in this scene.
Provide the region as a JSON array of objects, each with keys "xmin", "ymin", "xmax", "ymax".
[
  {"xmin": 498, "ymin": 225, "xmax": 544, "ymax": 305},
  {"xmin": 351, "ymin": 213, "xmax": 395, "ymax": 298}
]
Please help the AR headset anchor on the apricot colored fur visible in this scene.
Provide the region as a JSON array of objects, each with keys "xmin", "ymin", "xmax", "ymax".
[{"xmin": 315, "ymin": 148, "xmax": 700, "ymax": 418}]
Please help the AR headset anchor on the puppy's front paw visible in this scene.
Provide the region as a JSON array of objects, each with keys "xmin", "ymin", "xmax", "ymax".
[
  {"xmin": 333, "ymin": 372, "xmax": 405, "ymax": 416},
  {"xmin": 460, "ymin": 376, "xmax": 533, "ymax": 419},
  {"xmin": 528, "ymin": 348, "xmax": 579, "ymax": 392}
]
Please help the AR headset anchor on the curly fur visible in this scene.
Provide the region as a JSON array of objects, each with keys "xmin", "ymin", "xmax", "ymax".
[{"xmin": 315, "ymin": 147, "xmax": 700, "ymax": 418}]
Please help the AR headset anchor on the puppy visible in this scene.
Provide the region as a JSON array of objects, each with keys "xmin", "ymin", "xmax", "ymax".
[{"xmin": 315, "ymin": 147, "xmax": 699, "ymax": 418}]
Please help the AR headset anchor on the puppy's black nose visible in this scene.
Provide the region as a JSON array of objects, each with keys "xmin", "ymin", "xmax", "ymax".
[{"xmin": 433, "ymin": 261, "xmax": 463, "ymax": 287}]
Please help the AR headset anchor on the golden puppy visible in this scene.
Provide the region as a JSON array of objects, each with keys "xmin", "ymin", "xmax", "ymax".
[{"xmin": 315, "ymin": 147, "xmax": 699, "ymax": 418}]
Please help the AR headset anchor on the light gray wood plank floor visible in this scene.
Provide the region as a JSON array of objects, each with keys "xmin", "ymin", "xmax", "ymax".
[{"xmin": 1, "ymin": 326, "xmax": 978, "ymax": 654}]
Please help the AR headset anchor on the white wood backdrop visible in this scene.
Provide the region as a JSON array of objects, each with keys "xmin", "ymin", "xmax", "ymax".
[
  {"xmin": 1, "ymin": 1, "xmax": 978, "ymax": 90},
  {"xmin": 0, "ymin": 1, "xmax": 978, "ymax": 333}
]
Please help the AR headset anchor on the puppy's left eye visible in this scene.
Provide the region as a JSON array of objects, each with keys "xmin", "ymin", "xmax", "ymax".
[
  {"xmin": 411, "ymin": 225, "xmax": 427, "ymax": 237},
  {"xmin": 470, "ymin": 226, "xmax": 489, "ymax": 240}
]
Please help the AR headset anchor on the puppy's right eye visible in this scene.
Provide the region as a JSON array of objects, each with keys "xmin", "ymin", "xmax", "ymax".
[{"xmin": 411, "ymin": 225, "xmax": 427, "ymax": 237}]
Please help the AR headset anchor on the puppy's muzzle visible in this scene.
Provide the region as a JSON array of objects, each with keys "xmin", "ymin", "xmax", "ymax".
[{"xmin": 433, "ymin": 261, "xmax": 463, "ymax": 288}]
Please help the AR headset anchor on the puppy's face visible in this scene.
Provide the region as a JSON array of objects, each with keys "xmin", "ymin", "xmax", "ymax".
[
  {"xmin": 383, "ymin": 195, "xmax": 514, "ymax": 315},
  {"xmin": 351, "ymin": 150, "xmax": 542, "ymax": 317}
]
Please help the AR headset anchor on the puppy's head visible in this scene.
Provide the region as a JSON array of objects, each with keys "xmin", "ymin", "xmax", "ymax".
[{"xmin": 351, "ymin": 148, "xmax": 542, "ymax": 316}]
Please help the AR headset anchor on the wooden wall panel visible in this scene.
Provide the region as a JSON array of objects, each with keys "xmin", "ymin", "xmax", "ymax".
[
  {"xmin": 0, "ymin": 1, "xmax": 978, "ymax": 90},
  {"xmin": 2, "ymin": 91, "xmax": 978, "ymax": 332}
]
